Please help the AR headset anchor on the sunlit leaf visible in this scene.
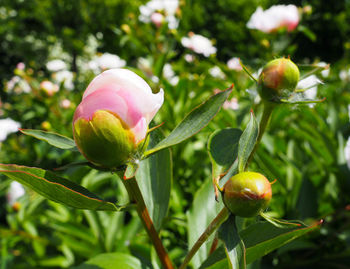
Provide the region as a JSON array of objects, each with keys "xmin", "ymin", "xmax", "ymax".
[
  {"xmin": 0, "ymin": 164, "xmax": 124, "ymax": 211},
  {"xmin": 20, "ymin": 129, "xmax": 78, "ymax": 151},
  {"xmin": 144, "ymin": 87, "xmax": 232, "ymax": 157}
]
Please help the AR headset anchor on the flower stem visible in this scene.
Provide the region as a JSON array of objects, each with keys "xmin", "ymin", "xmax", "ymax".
[
  {"xmin": 246, "ymin": 101, "xmax": 276, "ymax": 169},
  {"xmin": 179, "ymin": 207, "xmax": 229, "ymax": 269},
  {"xmin": 122, "ymin": 177, "xmax": 174, "ymax": 269}
]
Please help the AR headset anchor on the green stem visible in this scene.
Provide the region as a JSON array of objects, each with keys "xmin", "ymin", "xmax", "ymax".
[
  {"xmin": 246, "ymin": 101, "xmax": 276, "ymax": 168},
  {"xmin": 179, "ymin": 207, "xmax": 229, "ymax": 269},
  {"xmin": 121, "ymin": 177, "xmax": 174, "ymax": 269}
]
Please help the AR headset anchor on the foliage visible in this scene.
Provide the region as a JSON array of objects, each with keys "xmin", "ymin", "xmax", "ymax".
[{"xmin": 1, "ymin": 0, "xmax": 350, "ymax": 268}]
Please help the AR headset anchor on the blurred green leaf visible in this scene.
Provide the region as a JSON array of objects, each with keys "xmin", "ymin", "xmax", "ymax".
[
  {"xmin": 136, "ymin": 130, "xmax": 172, "ymax": 231},
  {"xmin": 20, "ymin": 129, "xmax": 78, "ymax": 151},
  {"xmin": 218, "ymin": 214, "xmax": 246, "ymax": 269},
  {"xmin": 199, "ymin": 247, "xmax": 229, "ymax": 269},
  {"xmin": 0, "ymin": 164, "xmax": 123, "ymax": 211},
  {"xmin": 208, "ymin": 128, "xmax": 242, "ymax": 179},
  {"xmin": 237, "ymin": 112, "xmax": 258, "ymax": 173},
  {"xmin": 144, "ymin": 87, "xmax": 232, "ymax": 157},
  {"xmin": 187, "ymin": 178, "xmax": 224, "ymax": 268},
  {"xmin": 73, "ymin": 252, "xmax": 142, "ymax": 269}
]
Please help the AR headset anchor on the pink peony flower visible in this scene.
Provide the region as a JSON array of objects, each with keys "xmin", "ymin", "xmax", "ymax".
[
  {"xmin": 227, "ymin": 57, "xmax": 242, "ymax": 71},
  {"xmin": 73, "ymin": 69, "xmax": 164, "ymax": 168},
  {"xmin": 247, "ymin": 5, "xmax": 299, "ymax": 33}
]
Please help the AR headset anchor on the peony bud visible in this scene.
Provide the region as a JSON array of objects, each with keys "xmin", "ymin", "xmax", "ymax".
[
  {"xmin": 258, "ymin": 58, "xmax": 299, "ymax": 102},
  {"xmin": 223, "ymin": 172, "xmax": 272, "ymax": 217},
  {"xmin": 73, "ymin": 69, "xmax": 164, "ymax": 168}
]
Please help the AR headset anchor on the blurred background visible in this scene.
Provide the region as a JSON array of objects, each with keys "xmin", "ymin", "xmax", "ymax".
[{"xmin": 1, "ymin": 0, "xmax": 350, "ymax": 268}]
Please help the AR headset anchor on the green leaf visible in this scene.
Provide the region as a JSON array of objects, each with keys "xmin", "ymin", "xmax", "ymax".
[
  {"xmin": 136, "ymin": 130, "xmax": 172, "ymax": 231},
  {"xmin": 260, "ymin": 213, "xmax": 307, "ymax": 229},
  {"xmin": 124, "ymin": 162, "xmax": 139, "ymax": 180},
  {"xmin": 199, "ymin": 247, "xmax": 228, "ymax": 269},
  {"xmin": 200, "ymin": 220, "xmax": 321, "ymax": 266},
  {"xmin": 219, "ymin": 160, "xmax": 238, "ymax": 189},
  {"xmin": 208, "ymin": 128, "xmax": 242, "ymax": 180},
  {"xmin": 0, "ymin": 164, "xmax": 123, "ymax": 211},
  {"xmin": 20, "ymin": 129, "xmax": 78, "ymax": 151},
  {"xmin": 144, "ymin": 87, "xmax": 232, "ymax": 157},
  {"xmin": 73, "ymin": 252, "xmax": 142, "ymax": 269},
  {"xmin": 237, "ymin": 112, "xmax": 258, "ymax": 173},
  {"xmin": 241, "ymin": 220, "xmax": 321, "ymax": 264},
  {"xmin": 218, "ymin": 214, "xmax": 246, "ymax": 269},
  {"xmin": 187, "ymin": 178, "xmax": 224, "ymax": 268}
]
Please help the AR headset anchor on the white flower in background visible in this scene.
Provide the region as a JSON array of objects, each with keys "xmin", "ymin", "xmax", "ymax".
[
  {"xmin": 345, "ymin": 137, "xmax": 350, "ymax": 170},
  {"xmin": 139, "ymin": 0, "xmax": 179, "ymax": 29},
  {"xmin": 7, "ymin": 181, "xmax": 25, "ymax": 206},
  {"xmin": 54, "ymin": 70, "xmax": 74, "ymax": 90},
  {"xmin": 339, "ymin": 69, "xmax": 350, "ymax": 81},
  {"xmin": 6, "ymin": 76, "xmax": 31, "ymax": 94},
  {"xmin": 317, "ymin": 62, "xmax": 330, "ymax": 77},
  {"xmin": 0, "ymin": 118, "xmax": 21, "ymax": 142},
  {"xmin": 163, "ymin": 63, "xmax": 179, "ymax": 85},
  {"xmin": 88, "ymin": 53, "xmax": 126, "ymax": 73},
  {"xmin": 297, "ymin": 75, "xmax": 323, "ymax": 107},
  {"xmin": 46, "ymin": 59, "xmax": 67, "ymax": 72},
  {"xmin": 209, "ymin": 66, "xmax": 225, "ymax": 79},
  {"xmin": 137, "ymin": 57, "xmax": 153, "ymax": 77},
  {"xmin": 60, "ymin": 99, "xmax": 72, "ymax": 109},
  {"xmin": 184, "ymin": 54, "xmax": 195, "ymax": 63},
  {"xmin": 6, "ymin": 76, "xmax": 20, "ymax": 91},
  {"xmin": 40, "ymin": 80, "xmax": 59, "ymax": 96},
  {"xmin": 227, "ymin": 57, "xmax": 242, "ymax": 71},
  {"xmin": 247, "ymin": 5, "xmax": 299, "ymax": 33},
  {"xmin": 181, "ymin": 33, "xmax": 217, "ymax": 57}
]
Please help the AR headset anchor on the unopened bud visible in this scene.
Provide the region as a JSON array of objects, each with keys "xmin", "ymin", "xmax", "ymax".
[
  {"xmin": 223, "ymin": 172, "xmax": 272, "ymax": 217},
  {"xmin": 258, "ymin": 58, "xmax": 300, "ymax": 102}
]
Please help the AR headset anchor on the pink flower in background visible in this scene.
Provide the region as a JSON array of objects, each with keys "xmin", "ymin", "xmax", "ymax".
[
  {"xmin": 60, "ymin": 99, "xmax": 71, "ymax": 109},
  {"xmin": 16, "ymin": 62, "xmax": 25, "ymax": 70},
  {"xmin": 227, "ymin": 57, "xmax": 242, "ymax": 71},
  {"xmin": 181, "ymin": 33, "xmax": 217, "ymax": 57},
  {"xmin": 247, "ymin": 5, "xmax": 299, "ymax": 33},
  {"xmin": 73, "ymin": 69, "xmax": 164, "ymax": 168},
  {"xmin": 151, "ymin": 12, "xmax": 164, "ymax": 27},
  {"xmin": 40, "ymin": 80, "xmax": 59, "ymax": 96}
]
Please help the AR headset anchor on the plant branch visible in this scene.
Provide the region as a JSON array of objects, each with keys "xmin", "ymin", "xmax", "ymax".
[
  {"xmin": 179, "ymin": 207, "xmax": 229, "ymax": 269},
  {"xmin": 246, "ymin": 101, "xmax": 276, "ymax": 168},
  {"xmin": 121, "ymin": 176, "xmax": 174, "ymax": 269}
]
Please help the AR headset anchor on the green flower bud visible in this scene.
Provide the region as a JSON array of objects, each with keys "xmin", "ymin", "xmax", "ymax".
[
  {"xmin": 73, "ymin": 110, "xmax": 136, "ymax": 168},
  {"xmin": 223, "ymin": 172, "xmax": 272, "ymax": 217},
  {"xmin": 258, "ymin": 58, "xmax": 300, "ymax": 102}
]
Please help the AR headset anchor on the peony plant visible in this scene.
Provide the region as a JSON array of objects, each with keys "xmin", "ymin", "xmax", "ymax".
[{"xmin": 0, "ymin": 59, "xmax": 324, "ymax": 269}]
